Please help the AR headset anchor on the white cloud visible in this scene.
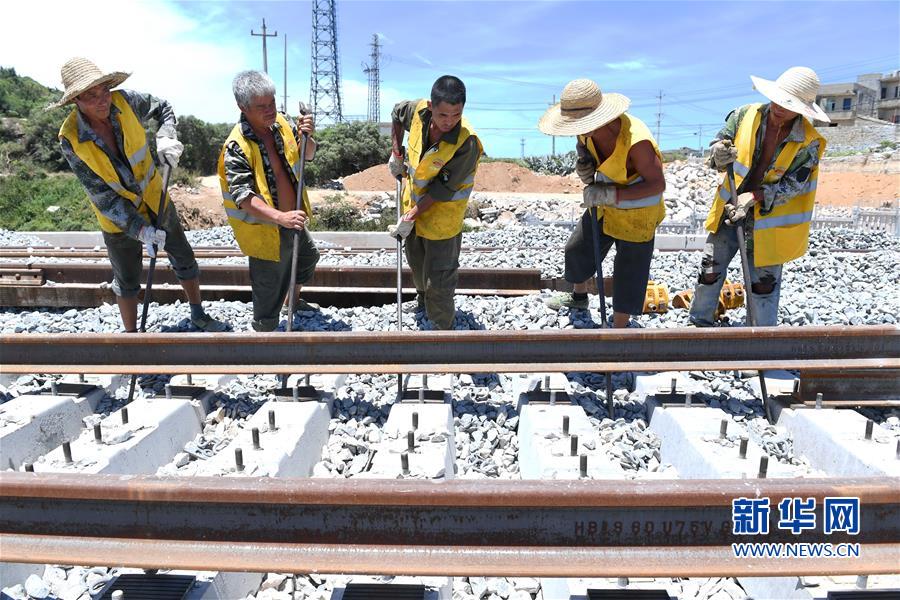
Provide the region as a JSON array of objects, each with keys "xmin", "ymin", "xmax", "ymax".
[
  {"xmin": 605, "ymin": 60, "xmax": 649, "ymax": 71},
  {"xmin": 2, "ymin": 0, "xmax": 251, "ymax": 123}
]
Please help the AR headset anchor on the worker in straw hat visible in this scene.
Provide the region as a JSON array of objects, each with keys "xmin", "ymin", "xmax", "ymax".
[
  {"xmin": 689, "ymin": 67, "xmax": 829, "ymax": 327},
  {"xmin": 55, "ymin": 57, "xmax": 227, "ymax": 333},
  {"xmin": 539, "ymin": 79, "xmax": 666, "ymax": 328}
]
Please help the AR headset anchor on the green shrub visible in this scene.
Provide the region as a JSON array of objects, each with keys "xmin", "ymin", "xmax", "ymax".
[
  {"xmin": 309, "ymin": 193, "xmax": 394, "ymax": 232},
  {"xmin": 176, "ymin": 115, "xmax": 232, "ymax": 175},
  {"xmin": 481, "ymin": 156, "xmax": 528, "ymax": 169},
  {"xmin": 303, "ymin": 121, "xmax": 390, "ymax": 186},
  {"xmin": 0, "ymin": 171, "xmax": 95, "ymax": 231},
  {"xmin": 0, "ymin": 67, "xmax": 62, "ymax": 118},
  {"xmin": 523, "ymin": 151, "xmax": 576, "ymax": 175}
]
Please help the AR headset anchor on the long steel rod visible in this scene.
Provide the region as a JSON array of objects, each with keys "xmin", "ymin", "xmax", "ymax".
[
  {"xmin": 1, "ymin": 326, "xmax": 896, "ymax": 374},
  {"xmin": 1, "ymin": 474, "xmax": 897, "ymax": 575},
  {"xmin": 3, "ymin": 535, "xmax": 896, "ymax": 577}
]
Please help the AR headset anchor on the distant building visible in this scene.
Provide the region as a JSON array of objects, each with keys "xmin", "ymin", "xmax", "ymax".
[{"xmin": 815, "ymin": 70, "xmax": 900, "ymax": 126}]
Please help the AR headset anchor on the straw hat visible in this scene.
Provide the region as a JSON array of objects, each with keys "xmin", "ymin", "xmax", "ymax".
[
  {"xmin": 750, "ymin": 66, "xmax": 830, "ymax": 123},
  {"xmin": 50, "ymin": 57, "xmax": 130, "ymax": 108},
  {"xmin": 538, "ymin": 79, "xmax": 630, "ymax": 136}
]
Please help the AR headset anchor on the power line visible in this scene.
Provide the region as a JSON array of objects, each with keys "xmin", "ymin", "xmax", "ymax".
[{"xmin": 250, "ymin": 18, "xmax": 278, "ymax": 74}]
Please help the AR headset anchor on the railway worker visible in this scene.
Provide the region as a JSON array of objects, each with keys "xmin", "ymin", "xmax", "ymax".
[
  {"xmin": 218, "ymin": 70, "xmax": 320, "ymax": 332},
  {"xmin": 388, "ymin": 75, "xmax": 483, "ymax": 330},
  {"xmin": 539, "ymin": 79, "xmax": 666, "ymax": 328},
  {"xmin": 56, "ymin": 57, "xmax": 227, "ymax": 333},
  {"xmin": 689, "ymin": 67, "xmax": 828, "ymax": 327}
]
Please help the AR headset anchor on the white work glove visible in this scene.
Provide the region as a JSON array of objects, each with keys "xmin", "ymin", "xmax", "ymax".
[
  {"xmin": 388, "ymin": 217, "xmax": 415, "ymax": 241},
  {"xmin": 707, "ymin": 139, "xmax": 737, "ymax": 171},
  {"xmin": 156, "ymin": 135, "xmax": 184, "ymax": 169},
  {"xmin": 139, "ymin": 225, "xmax": 167, "ymax": 257},
  {"xmin": 581, "ymin": 183, "xmax": 617, "ymax": 209},
  {"xmin": 388, "ymin": 151, "xmax": 407, "ymax": 179},
  {"xmin": 723, "ymin": 192, "xmax": 756, "ymax": 226}
]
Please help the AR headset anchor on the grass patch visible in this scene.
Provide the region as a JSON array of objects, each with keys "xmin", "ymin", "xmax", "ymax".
[{"xmin": 0, "ymin": 171, "xmax": 96, "ymax": 230}]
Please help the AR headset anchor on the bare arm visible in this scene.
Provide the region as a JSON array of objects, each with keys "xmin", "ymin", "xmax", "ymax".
[{"xmin": 617, "ymin": 140, "xmax": 665, "ymax": 202}]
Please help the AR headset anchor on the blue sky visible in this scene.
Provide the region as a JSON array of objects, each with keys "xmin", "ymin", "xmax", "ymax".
[{"xmin": 4, "ymin": 0, "xmax": 899, "ymax": 158}]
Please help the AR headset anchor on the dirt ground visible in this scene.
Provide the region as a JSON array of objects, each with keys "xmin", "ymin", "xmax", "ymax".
[
  {"xmin": 342, "ymin": 161, "xmax": 582, "ymax": 194},
  {"xmin": 173, "ymin": 162, "xmax": 899, "ymax": 230}
]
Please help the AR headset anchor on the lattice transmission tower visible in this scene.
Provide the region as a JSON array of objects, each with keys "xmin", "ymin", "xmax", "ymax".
[
  {"xmin": 310, "ymin": 0, "xmax": 343, "ymax": 124},
  {"xmin": 362, "ymin": 34, "xmax": 381, "ymax": 122}
]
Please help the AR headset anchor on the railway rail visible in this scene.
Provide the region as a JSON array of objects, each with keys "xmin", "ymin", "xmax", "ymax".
[
  {"xmin": 2, "ymin": 325, "xmax": 898, "ymax": 375},
  {"xmin": 2, "ymin": 473, "xmax": 898, "ymax": 576}
]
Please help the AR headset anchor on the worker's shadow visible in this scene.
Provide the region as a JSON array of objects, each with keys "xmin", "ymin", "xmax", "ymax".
[
  {"xmin": 415, "ymin": 308, "xmax": 486, "ymax": 331},
  {"xmin": 282, "ymin": 311, "xmax": 352, "ymax": 332}
]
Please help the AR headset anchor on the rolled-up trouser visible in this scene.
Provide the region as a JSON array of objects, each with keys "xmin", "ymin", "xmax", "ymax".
[
  {"xmin": 102, "ymin": 203, "xmax": 199, "ymax": 298},
  {"xmin": 563, "ymin": 210, "xmax": 655, "ymax": 316},
  {"xmin": 248, "ymin": 226, "xmax": 320, "ymax": 332},
  {"xmin": 689, "ymin": 224, "xmax": 783, "ymax": 327},
  {"xmin": 404, "ymin": 229, "xmax": 461, "ymax": 330}
]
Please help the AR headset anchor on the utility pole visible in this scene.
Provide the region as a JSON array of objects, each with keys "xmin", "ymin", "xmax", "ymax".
[
  {"xmin": 362, "ymin": 34, "xmax": 381, "ymax": 122},
  {"xmin": 310, "ymin": 0, "xmax": 343, "ymax": 124},
  {"xmin": 251, "ymin": 18, "xmax": 278, "ymax": 74},
  {"xmin": 551, "ymin": 94, "xmax": 556, "ymax": 156},
  {"xmin": 520, "ymin": 138, "xmax": 525, "ymax": 159},
  {"xmin": 697, "ymin": 125, "xmax": 703, "ymax": 156},
  {"xmin": 655, "ymin": 89, "xmax": 664, "ymax": 147},
  {"xmin": 282, "ymin": 34, "xmax": 288, "ymax": 113}
]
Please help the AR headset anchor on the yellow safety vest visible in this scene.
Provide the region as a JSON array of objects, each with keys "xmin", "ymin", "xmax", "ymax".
[
  {"xmin": 402, "ymin": 99, "xmax": 482, "ymax": 240},
  {"xmin": 578, "ymin": 113, "xmax": 665, "ymax": 243},
  {"xmin": 217, "ymin": 113, "xmax": 311, "ymax": 262},
  {"xmin": 59, "ymin": 91, "xmax": 162, "ymax": 233},
  {"xmin": 704, "ymin": 103, "xmax": 826, "ymax": 267}
]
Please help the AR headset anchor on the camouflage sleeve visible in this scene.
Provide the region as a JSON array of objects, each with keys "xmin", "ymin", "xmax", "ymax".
[
  {"xmin": 59, "ymin": 136, "xmax": 149, "ymax": 238},
  {"xmin": 118, "ymin": 89, "xmax": 178, "ymax": 138},
  {"xmin": 391, "ymin": 100, "xmax": 419, "ymax": 132},
  {"xmin": 759, "ymin": 139, "xmax": 821, "ymax": 214},
  {"xmin": 222, "ymin": 141, "xmax": 257, "ymax": 208},
  {"xmin": 427, "ymin": 136, "xmax": 481, "ymax": 202},
  {"xmin": 711, "ymin": 105, "xmax": 751, "ymax": 145}
]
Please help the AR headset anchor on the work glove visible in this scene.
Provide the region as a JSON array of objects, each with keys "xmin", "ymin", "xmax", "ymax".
[
  {"xmin": 156, "ymin": 135, "xmax": 184, "ymax": 169},
  {"xmin": 723, "ymin": 192, "xmax": 756, "ymax": 226},
  {"xmin": 581, "ymin": 183, "xmax": 617, "ymax": 209},
  {"xmin": 388, "ymin": 217, "xmax": 415, "ymax": 241},
  {"xmin": 574, "ymin": 143, "xmax": 597, "ymax": 184},
  {"xmin": 138, "ymin": 225, "xmax": 167, "ymax": 258},
  {"xmin": 707, "ymin": 139, "xmax": 737, "ymax": 171},
  {"xmin": 388, "ymin": 150, "xmax": 407, "ymax": 179},
  {"xmin": 574, "ymin": 159, "xmax": 597, "ymax": 185}
]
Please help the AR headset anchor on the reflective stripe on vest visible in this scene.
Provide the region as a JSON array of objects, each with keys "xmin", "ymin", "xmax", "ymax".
[
  {"xmin": 401, "ymin": 98, "xmax": 482, "ymax": 240},
  {"xmin": 593, "ymin": 171, "xmax": 662, "ymax": 209},
  {"xmin": 579, "ymin": 113, "xmax": 665, "ymax": 243},
  {"xmin": 216, "ymin": 113, "xmax": 308, "ymax": 261},
  {"xmin": 754, "ymin": 210, "xmax": 814, "ymax": 230}
]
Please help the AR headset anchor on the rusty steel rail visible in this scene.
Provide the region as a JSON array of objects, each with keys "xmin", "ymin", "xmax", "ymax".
[
  {"xmin": 795, "ymin": 368, "xmax": 900, "ymax": 406},
  {"xmin": 1, "ymin": 325, "xmax": 897, "ymax": 375},
  {"xmin": 1, "ymin": 473, "xmax": 898, "ymax": 576},
  {"xmin": 0, "ymin": 263, "xmax": 542, "ymax": 308}
]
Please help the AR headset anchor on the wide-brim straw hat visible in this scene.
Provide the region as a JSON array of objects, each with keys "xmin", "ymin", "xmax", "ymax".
[
  {"xmin": 539, "ymin": 79, "xmax": 630, "ymax": 136},
  {"xmin": 750, "ymin": 66, "xmax": 831, "ymax": 123},
  {"xmin": 49, "ymin": 57, "xmax": 130, "ymax": 108}
]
